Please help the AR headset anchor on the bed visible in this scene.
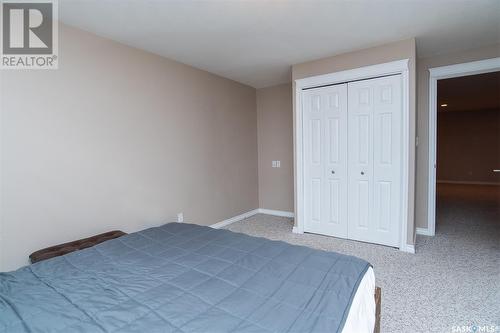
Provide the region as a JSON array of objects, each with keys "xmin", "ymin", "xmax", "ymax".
[{"xmin": 0, "ymin": 223, "xmax": 377, "ymax": 332}]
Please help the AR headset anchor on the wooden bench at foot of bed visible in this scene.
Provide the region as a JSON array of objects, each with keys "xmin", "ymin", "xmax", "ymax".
[{"xmin": 29, "ymin": 230, "xmax": 127, "ymax": 264}]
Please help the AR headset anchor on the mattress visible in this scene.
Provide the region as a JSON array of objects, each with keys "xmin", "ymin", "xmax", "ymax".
[
  {"xmin": 0, "ymin": 223, "xmax": 373, "ymax": 332},
  {"xmin": 342, "ymin": 267, "xmax": 376, "ymax": 333}
]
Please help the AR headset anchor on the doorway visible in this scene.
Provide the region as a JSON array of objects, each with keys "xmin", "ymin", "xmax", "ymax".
[{"xmin": 428, "ymin": 58, "xmax": 500, "ymax": 235}]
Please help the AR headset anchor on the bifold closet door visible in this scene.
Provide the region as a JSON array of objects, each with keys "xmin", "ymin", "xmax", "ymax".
[
  {"xmin": 347, "ymin": 75, "xmax": 402, "ymax": 247},
  {"xmin": 303, "ymin": 84, "xmax": 348, "ymax": 238}
]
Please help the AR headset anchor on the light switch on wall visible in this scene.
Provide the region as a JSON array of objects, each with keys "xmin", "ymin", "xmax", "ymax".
[{"xmin": 272, "ymin": 161, "xmax": 281, "ymax": 168}]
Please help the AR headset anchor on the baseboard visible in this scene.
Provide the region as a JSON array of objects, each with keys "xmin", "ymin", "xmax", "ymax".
[
  {"xmin": 437, "ymin": 180, "xmax": 500, "ymax": 186},
  {"xmin": 292, "ymin": 226, "xmax": 303, "ymax": 234},
  {"xmin": 258, "ymin": 209, "xmax": 294, "ymax": 218},
  {"xmin": 210, "ymin": 209, "xmax": 259, "ymax": 229},
  {"xmin": 416, "ymin": 227, "xmax": 434, "ymax": 236},
  {"xmin": 210, "ymin": 208, "xmax": 295, "ymax": 229},
  {"xmin": 401, "ymin": 244, "xmax": 415, "ymax": 254}
]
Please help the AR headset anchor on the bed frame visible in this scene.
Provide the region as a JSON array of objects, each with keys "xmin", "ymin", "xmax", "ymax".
[
  {"xmin": 374, "ymin": 286, "xmax": 381, "ymax": 333},
  {"xmin": 29, "ymin": 231, "xmax": 382, "ymax": 332}
]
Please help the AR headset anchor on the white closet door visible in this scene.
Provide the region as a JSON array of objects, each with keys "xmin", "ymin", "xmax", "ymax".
[
  {"xmin": 303, "ymin": 84, "xmax": 348, "ymax": 238},
  {"xmin": 347, "ymin": 75, "xmax": 402, "ymax": 247}
]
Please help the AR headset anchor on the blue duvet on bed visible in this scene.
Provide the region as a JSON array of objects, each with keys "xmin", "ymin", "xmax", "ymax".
[{"xmin": 0, "ymin": 223, "xmax": 370, "ymax": 333}]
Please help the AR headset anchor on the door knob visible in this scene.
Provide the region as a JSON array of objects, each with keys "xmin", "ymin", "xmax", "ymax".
[
  {"xmin": 494, "ymin": 170, "xmax": 500, "ymax": 173},
  {"xmin": 361, "ymin": 171, "xmax": 365, "ymax": 175},
  {"xmin": 331, "ymin": 170, "xmax": 335, "ymax": 174}
]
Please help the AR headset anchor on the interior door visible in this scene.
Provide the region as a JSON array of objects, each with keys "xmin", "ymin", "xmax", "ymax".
[
  {"xmin": 347, "ymin": 75, "xmax": 402, "ymax": 247},
  {"xmin": 303, "ymin": 84, "xmax": 348, "ymax": 238}
]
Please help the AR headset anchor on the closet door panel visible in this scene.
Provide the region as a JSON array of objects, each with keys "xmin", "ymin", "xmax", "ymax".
[
  {"xmin": 303, "ymin": 84, "xmax": 348, "ymax": 238},
  {"xmin": 372, "ymin": 76, "xmax": 402, "ymax": 246},
  {"xmin": 324, "ymin": 86, "xmax": 348, "ymax": 237},
  {"xmin": 348, "ymin": 82, "xmax": 374, "ymax": 238},
  {"xmin": 303, "ymin": 93, "xmax": 324, "ymax": 230},
  {"xmin": 348, "ymin": 75, "xmax": 402, "ymax": 247}
]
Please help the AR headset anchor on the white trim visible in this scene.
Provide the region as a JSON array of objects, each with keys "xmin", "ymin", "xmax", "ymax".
[
  {"xmin": 437, "ymin": 180, "xmax": 500, "ymax": 186},
  {"xmin": 0, "ymin": 70, "xmax": 2, "ymax": 271},
  {"xmin": 401, "ymin": 244, "xmax": 415, "ymax": 254},
  {"xmin": 428, "ymin": 57, "xmax": 500, "ymax": 78},
  {"xmin": 295, "ymin": 83, "xmax": 305, "ymax": 234},
  {"xmin": 210, "ymin": 208, "xmax": 295, "ymax": 229},
  {"xmin": 427, "ymin": 57, "xmax": 500, "ymax": 238},
  {"xmin": 295, "ymin": 59, "xmax": 410, "ymax": 89},
  {"xmin": 210, "ymin": 209, "xmax": 259, "ymax": 229},
  {"xmin": 400, "ymin": 65, "xmax": 410, "ymax": 253},
  {"xmin": 294, "ymin": 59, "xmax": 412, "ymax": 253},
  {"xmin": 258, "ymin": 209, "xmax": 295, "ymax": 218},
  {"xmin": 416, "ymin": 227, "xmax": 433, "ymax": 236}
]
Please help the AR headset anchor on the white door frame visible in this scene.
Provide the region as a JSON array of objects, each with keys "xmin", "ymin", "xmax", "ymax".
[
  {"xmin": 0, "ymin": 70, "xmax": 3, "ymax": 271},
  {"xmin": 294, "ymin": 59, "xmax": 412, "ymax": 252},
  {"xmin": 427, "ymin": 57, "xmax": 500, "ymax": 237}
]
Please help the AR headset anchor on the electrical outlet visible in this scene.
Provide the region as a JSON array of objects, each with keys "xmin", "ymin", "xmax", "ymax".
[{"xmin": 177, "ymin": 212, "xmax": 184, "ymax": 223}]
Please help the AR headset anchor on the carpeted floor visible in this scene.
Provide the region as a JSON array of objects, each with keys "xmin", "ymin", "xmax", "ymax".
[{"xmin": 225, "ymin": 184, "xmax": 500, "ymax": 333}]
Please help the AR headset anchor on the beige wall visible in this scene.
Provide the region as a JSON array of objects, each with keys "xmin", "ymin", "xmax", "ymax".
[
  {"xmin": 0, "ymin": 24, "xmax": 258, "ymax": 271},
  {"xmin": 415, "ymin": 43, "xmax": 500, "ymax": 229},
  {"xmin": 257, "ymin": 83, "xmax": 294, "ymax": 212},
  {"xmin": 292, "ymin": 39, "xmax": 417, "ymax": 245}
]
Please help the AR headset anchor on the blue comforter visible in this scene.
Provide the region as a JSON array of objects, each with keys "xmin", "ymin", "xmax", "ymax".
[{"xmin": 0, "ymin": 223, "xmax": 370, "ymax": 332}]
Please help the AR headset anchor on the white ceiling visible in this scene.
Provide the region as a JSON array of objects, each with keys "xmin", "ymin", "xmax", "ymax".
[{"xmin": 59, "ymin": 0, "xmax": 500, "ymax": 88}]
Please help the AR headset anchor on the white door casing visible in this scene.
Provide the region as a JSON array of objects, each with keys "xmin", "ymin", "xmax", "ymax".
[
  {"xmin": 303, "ymin": 84, "xmax": 348, "ymax": 238},
  {"xmin": 427, "ymin": 57, "xmax": 500, "ymax": 237},
  {"xmin": 347, "ymin": 75, "xmax": 402, "ymax": 247}
]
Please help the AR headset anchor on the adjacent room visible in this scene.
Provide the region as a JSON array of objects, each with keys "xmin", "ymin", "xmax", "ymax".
[
  {"xmin": 435, "ymin": 72, "xmax": 500, "ymax": 236},
  {"xmin": 1, "ymin": 1, "xmax": 499, "ymax": 332}
]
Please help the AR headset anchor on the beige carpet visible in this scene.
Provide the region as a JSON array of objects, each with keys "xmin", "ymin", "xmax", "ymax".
[{"xmin": 225, "ymin": 184, "xmax": 500, "ymax": 333}]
